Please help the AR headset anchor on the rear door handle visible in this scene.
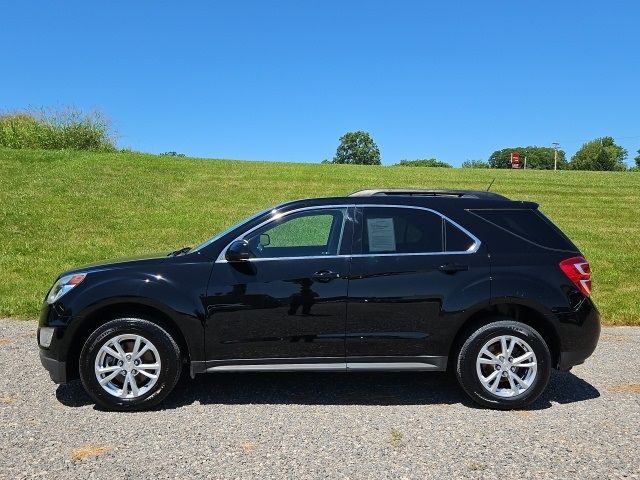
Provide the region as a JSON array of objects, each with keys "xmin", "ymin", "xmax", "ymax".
[
  {"xmin": 438, "ymin": 263, "xmax": 468, "ymax": 274},
  {"xmin": 312, "ymin": 270, "xmax": 340, "ymax": 282}
]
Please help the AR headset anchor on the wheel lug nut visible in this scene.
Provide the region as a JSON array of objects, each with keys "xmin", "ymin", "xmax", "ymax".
[
  {"xmin": 502, "ymin": 371, "xmax": 508, "ymax": 377},
  {"xmin": 126, "ymin": 354, "xmax": 131, "ymax": 360},
  {"xmin": 134, "ymin": 360, "xmax": 139, "ymax": 366},
  {"xmin": 132, "ymin": 369, "xmax": 137, "ymax": 375},
  {"xmin": 120, "ymin": 369, "xmax": 126, "ymax": 375},
  {"xmin": 509, "ymin": 357, "xmax": 513, "ymax": 362},
  {"xmin": 496, "ymin": 365, "xmax": 501, "ymax": 370},
  {"xmin": 511, "ymin": 367, "xmax": 516, "ymax": 372},
  {"xmin": 118, "ymin": 361, "xmax": 123, "ymax": 366},
  {"xmin": 499, "ymin": 356, "xmax": 504, "ymax": 361}
]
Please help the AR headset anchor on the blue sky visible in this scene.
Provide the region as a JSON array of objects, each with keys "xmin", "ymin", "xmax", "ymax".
[{"xmin": 1, "ymin": 1, "xmax": 639, "ymax": 166}]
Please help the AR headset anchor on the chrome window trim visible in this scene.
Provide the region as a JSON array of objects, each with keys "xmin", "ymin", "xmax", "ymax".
[
  {"xmin": 229, "ymin": 254, "xmax": 351, "ymax": 263},
  {"xmin": 215, "ymin": 203, "xmax": 481, "ymax": 263},
  {"xmin": 351, "ymin": 250, "xmax": 473, "ymax": 258}
]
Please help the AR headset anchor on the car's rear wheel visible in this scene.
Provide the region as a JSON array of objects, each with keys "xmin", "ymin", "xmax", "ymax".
[
  {"xmin": 455, "ymin": 319, "xmax": 551, "ymax": 409},
  {"xmin": 79, "ymin": 318, "xmax": 181, "ymax": 411}
]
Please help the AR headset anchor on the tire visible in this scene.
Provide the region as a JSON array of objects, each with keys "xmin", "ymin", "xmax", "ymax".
[
  {"xmin": 455, "ymin": 319, "xmax": 551, "ymax": 409},
  {"xmin": 79, "ymin": 318, "xmax": 181, "ymax": 411}
]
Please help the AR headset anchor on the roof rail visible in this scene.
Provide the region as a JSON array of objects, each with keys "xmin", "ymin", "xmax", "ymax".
[{"xmin": 348, "ymin": 189, "xmax": 509, "ymax": 200}]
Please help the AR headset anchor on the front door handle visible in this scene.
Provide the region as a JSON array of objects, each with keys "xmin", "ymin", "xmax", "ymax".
[
  {"xmin": 438, "ymin": 263, "xmax": 468, "ymax": 274},
  {"xmin": 312, "ymin": 270, "xmax": 340, "ymax": 282}
]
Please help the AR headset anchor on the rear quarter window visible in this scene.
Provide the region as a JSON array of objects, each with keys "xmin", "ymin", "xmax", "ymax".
[{"xmin": 469, "ymin": 209, "xmax": 577, "ymax": 251}]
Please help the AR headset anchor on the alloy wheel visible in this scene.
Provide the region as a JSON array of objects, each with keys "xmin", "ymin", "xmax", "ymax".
[
  {"xmin": 475, "ymin": 335, "xmax": 538, "ymax": 398},
  {"xmin": 94, "ymin": 334, "xmax": 161, "ymax": 399}
]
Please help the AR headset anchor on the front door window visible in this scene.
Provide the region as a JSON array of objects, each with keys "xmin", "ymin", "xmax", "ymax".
[{"xmin": 245, "ymin": 208, "xmax": 347, "ymax": 258}]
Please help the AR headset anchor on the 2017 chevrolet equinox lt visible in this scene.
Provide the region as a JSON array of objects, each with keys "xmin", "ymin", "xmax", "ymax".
[{"xmin": 38, "ymin": 189, "xmax": 600, "ymax": 410}]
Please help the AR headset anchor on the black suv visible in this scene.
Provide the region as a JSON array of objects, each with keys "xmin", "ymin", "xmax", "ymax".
[{"xmin": 38, "ymin": 189, "xmax": 600, "ymax": 410}]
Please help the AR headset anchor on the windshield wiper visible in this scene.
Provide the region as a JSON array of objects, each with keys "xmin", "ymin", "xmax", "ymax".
[{"xmin": 168, "ymin": 246, "xmax": 191, "ymax": 257}]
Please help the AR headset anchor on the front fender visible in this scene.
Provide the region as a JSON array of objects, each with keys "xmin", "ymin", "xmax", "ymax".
[{"xmin": 43, "ymin": 261, "xmax": 211, "ymax": 363}]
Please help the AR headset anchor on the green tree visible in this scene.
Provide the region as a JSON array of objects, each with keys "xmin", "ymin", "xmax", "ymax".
[
  {"xmin": 569, "ymin": 137, "xmax": 627, "ymax": 171},
  {"xmin": 333, "ymin": 131, "xmax": 381, "ymax": 165},
  {"xmin": 488, "ymin": 147, "xmax": 567, "ymax": 169},
  {"xmin": 395, "ymin": 158, "xmax": 452, "ymax": 168},
  {"xmin": 461, "ymin": 159, "xmax": 490, "ymax": 169},
  {"xmin": 634, "ymin": 149, "xmax": 640, "ymax": 169}
]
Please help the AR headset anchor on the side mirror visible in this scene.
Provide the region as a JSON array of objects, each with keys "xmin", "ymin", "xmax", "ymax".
[{"xmin": 225, "ymin": 240, "xmax": 251, "ymax": 262}]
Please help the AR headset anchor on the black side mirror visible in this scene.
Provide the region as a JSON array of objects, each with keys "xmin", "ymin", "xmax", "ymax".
[{"xmin": 225, "ymin": 240, "xmax": 251, "ymax": 262}]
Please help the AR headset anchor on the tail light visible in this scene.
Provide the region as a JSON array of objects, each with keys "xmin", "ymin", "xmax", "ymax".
[{"xmin": 559, "ymin": 256, "xmax": 591, "ymax": 297}]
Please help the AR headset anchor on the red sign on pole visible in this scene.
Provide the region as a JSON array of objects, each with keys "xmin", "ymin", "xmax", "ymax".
[{"xmin": 511, "ymin": 152, "xmax": 520, "ymax": 169}]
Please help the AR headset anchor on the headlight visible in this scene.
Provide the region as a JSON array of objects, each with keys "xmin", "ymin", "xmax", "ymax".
[{"xmin": 46, "ymin": 273, "xmax": 87, "ymax": 304}]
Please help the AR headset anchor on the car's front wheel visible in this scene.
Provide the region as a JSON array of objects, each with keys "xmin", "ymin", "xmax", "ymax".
[
  {"xmin": 455, "ymin": 319, "xmax": 551, "ymax": 409},
  {"xmin": 79, "ymin": 318, "xmax": 181, "ymax": 411}
]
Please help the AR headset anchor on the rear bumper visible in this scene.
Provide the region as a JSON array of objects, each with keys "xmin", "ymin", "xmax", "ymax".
[
  {"xmin": 39, "ymin": 349, "xmax": 68, "ymax": 384},
  {"xmin": 556, "ymin": 296, "xmax": 601, "ymax": 370}
]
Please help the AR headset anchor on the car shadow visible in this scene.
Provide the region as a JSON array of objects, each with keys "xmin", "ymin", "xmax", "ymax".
[{"xmin": 55, "ymin": 369, "xmax": 600, "ymax": 411}]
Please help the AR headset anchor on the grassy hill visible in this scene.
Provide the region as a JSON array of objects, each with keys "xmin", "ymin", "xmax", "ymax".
[{"xmin": 1, "ymin": 148, "xmax": 638, "ymax": 324}]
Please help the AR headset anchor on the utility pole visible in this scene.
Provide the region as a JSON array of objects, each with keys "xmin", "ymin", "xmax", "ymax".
[{"xmin": 552, "ymin": 142, "xmax": 560, "ymax": 171}]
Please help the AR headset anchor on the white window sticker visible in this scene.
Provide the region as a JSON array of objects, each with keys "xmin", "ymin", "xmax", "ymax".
[{"xmin": 367, "ymin": 217, "xmax": 396, "ymax": 252}]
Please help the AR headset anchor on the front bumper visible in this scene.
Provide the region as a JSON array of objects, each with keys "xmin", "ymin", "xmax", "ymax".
[
  {"xmin": 558, "ymin": 349, "xmax": 594, "ymax": 371},
  {"xmin": 39, "ymin": 349, "xmax": 68, "ymax": 384},
  {"xmin": 38, "ymin": 301, "xmax": 81, "ymax": 384}
]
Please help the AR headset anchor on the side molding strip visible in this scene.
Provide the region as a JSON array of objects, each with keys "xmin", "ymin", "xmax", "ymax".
[
  {"xmin": 347, "ymin": 355, "xmax": 447, "ymax": 371},
  {"xmin": 346, "ymin": 362, "xmax": 442, "ymax": 371},
  {"xmin": 195, "ymin": 356, "xmax": 449, "ymax": 375},
  {"xmin": 205, "ymin": 363, "xmax": 346, "ymax": 373}
]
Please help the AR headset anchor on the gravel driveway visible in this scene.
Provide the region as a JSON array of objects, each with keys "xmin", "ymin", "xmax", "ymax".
[{"xmin": 0, "ymin": 320, "xmax": 638, "ymax": 479}]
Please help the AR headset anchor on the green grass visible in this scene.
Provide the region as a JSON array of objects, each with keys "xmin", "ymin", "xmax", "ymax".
[
  {"xmin": 0, "ymin": 110, "xmax": 115, "ymax": 152},
  {"xmin": 1, "ymin": 148, "xmax": 638, "ymax": 325}
]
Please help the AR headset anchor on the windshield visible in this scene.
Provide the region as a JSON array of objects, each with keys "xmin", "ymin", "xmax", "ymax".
[{"xmin": 190, "ymin": 206, "xmax": 276, "ymax": 253}]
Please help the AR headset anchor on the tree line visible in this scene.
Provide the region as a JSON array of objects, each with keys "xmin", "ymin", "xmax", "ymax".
[{"xmin": 325, "ymin": 131, "xmax": 640, "ymax": 171}]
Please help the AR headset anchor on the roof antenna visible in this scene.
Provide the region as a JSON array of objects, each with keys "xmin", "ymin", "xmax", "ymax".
[{"xmin": 486, "ymin": 178, "xmax": 496, "ymax": 192}]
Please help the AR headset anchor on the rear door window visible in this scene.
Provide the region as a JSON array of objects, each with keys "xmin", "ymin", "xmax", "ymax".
[
  {"xmin": 445, "ymin": 220, "xmax": 477, "ymax": 252},
  {"xmin": 361, "ymin": 207, "xmax": 443, "ymax": 254}
]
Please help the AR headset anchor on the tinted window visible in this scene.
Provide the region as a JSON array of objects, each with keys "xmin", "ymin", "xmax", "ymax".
[
  {"xmin": 361, "ymin": 207, "xmax": 442, "ymax": 254},
  {"xmin": 245, "ymin": 208, "xmax": 346, "ymax": 258},
  {"xmin": 470, "ymin": 209, "xmax": 576, "ymax": 250},
  {"xmin": 445, "ymin": 221, "xmax": 476, "ymax": 252}
]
